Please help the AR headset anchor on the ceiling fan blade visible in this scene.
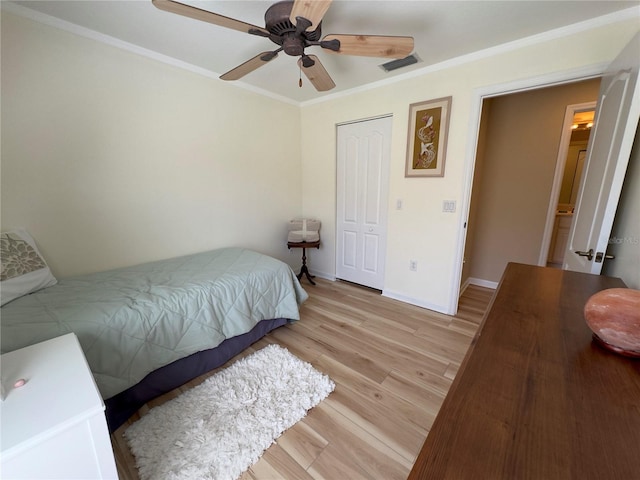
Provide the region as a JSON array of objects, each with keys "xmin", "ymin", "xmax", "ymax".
[
  {"xmin": 290, "ymin": 0, "xmax": 332, "ymax": 31},
  {"xmin": 298, "ymin": 55, "xmax": 335, "ymax": 92},
  {"xmin": 322, "ymin": 34, "xmax": 414, "ymax": 58},
  {"xmin": 220, "ymin": 51, "xmax": 279, "ymax": 81},
  {"xmin": 153, "ymin": 0, "xmax": 269, "ymax": 37}
]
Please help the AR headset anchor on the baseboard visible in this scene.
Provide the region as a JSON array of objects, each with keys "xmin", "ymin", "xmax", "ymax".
[
  {"xmin": 467, "ymin": 277, "xmax": 499, "ymax": 290},
  {"xmin": 308, "ymin": 270, "xmax": 336, "ymax": 282},
  {"xmin": 381, "ymin": 289, "xmax": 451, "ymax": 315},
  {"xmin": 459, "ymin": 277, "xmax": 471, "ymax": 295},
  {"xmin": 303, "ymin": 275, "xmax": 492, "ymax": 312}
]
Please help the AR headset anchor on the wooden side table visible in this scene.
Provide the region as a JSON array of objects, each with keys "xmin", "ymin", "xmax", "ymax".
[{"xmin": 287, "ymin": 240, "xmax": 320, "ymax": 285}]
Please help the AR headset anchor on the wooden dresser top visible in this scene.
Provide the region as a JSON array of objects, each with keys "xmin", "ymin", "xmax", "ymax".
[{"xmin": 409, "ymin": 263, "xmax": 640, "ymax": 479}]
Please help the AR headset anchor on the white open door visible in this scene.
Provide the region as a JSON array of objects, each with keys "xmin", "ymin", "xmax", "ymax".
[
  {"xmin": 564, "ymin": 32, "xmax": 640, "ymax": 274},
  {"xmin": 336, "ymin": 116, "xmax": 391, "ymax": 290}
]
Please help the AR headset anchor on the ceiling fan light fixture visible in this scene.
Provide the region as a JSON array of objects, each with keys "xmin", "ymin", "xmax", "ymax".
[
  {"xmin": 379, "ymin": 53, "xmax": 421, "ymax": 72},
  {"xmin": 283, "ymin": 34, "xmax": 305, "ymax": 56}
]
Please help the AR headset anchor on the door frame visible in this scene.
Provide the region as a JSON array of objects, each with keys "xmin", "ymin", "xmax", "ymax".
[
  {"xmin": 451, "ymin": 63, "xmax": 608, "ymax": 314},
  {"xmin": 538, "ymin": 101, "xmax": 597, "ymax": 266}
]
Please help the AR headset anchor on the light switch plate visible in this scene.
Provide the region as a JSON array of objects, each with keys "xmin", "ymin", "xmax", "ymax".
[{"xmin": 443, "ymin": 200, "xmax": 456, "ymax": 213}]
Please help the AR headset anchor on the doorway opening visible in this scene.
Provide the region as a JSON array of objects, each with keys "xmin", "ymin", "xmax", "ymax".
[
  {"xmin": 541, "ymin": 104, "xmax": 596, "ymax": 268},
  {"xmin": 460, "ymin": 79, "xmax": 601, "ymax": 291}
]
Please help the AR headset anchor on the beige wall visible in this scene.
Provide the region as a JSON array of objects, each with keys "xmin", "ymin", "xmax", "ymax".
[
  {"xmin": 467, "ymin": 79, "xmax": 601, "ymax": 284},
  {"xmin": 460, "ymin": 101, "xmax": 492, "ymax": 287},
  {"xmin": 1, "ymin": 12, "xmax": 302, "ymax": 277},
  {"xmin": 2, "ymin": 9, "xmax": 638, "ymax": 313},
  {"xmin": 299, "ymin": 19, "xmax": 639, "ymax": 312}
]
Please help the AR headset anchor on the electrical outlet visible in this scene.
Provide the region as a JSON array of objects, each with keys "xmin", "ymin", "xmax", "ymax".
[
  {"xmin": 396, "ymin": 199, "xmax": 403, "ymax": 210},
  {"xmin": 409, "ymin": 260, "xmax": 417, "ymax": 271}
]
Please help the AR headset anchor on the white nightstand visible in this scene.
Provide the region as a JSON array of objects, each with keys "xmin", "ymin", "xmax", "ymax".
[{"xmin": 1, "ymin": 333, "xmax": 118, "ymax": 479}]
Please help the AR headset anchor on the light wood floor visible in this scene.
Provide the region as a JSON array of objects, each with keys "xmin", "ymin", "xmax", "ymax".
[{"xmin": 111, "ymin": 279, "xmax": 494, "ymax": 480}]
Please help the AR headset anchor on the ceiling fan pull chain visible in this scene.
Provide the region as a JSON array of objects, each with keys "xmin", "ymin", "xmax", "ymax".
[{"xmin": 299, "ymin": 63, "xmax": 303, "ymax": 88}]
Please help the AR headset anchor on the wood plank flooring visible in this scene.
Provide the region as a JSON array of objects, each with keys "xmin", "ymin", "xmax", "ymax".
[{"xmin": 111, "ymin": 279, "xmax": 494, "ymax": 480}]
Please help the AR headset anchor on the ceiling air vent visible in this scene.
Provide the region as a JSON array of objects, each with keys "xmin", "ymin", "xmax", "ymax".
[{"xmin": 379, "ymin": 53, "xmax": 420, "ymax": 72}]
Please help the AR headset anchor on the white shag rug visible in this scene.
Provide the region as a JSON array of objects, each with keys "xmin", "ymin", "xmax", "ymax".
[{"xmin": 123, "ymin": 344, "xmax": 335, "ymax": 480}]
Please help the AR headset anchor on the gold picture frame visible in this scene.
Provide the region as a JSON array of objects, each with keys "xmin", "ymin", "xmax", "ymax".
[{"xmin": 405, "ymin": 96, "xmax": 452, "ymax": 177}]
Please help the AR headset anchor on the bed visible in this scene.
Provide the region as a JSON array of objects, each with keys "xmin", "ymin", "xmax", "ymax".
[{"xmin": 0, "ymin": 236, "xmax": 308, "ymax": 432}]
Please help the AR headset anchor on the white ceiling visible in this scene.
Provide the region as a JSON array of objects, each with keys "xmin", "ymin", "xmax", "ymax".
[{"xmin": 7, "ymin": 0, "xmax": 640, "ymax": 103}]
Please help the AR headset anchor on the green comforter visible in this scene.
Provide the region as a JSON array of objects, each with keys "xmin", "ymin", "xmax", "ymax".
[{"xmin": 1, "ymin": 248, "xmax": 308, "ymax": 399}]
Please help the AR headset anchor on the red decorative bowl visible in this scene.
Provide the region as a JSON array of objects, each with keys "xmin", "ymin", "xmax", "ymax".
[{"xmin": 584, "ymin": 288, "xmax": 640, "ymax": 358}]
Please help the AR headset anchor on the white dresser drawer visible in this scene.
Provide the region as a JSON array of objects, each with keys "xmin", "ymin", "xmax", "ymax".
[{"xmin": 1, "ymin": 333, "xmax": 118, "ymax": 479}]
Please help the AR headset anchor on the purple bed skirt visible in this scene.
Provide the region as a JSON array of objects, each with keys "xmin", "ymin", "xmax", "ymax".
[{"xmin": 105, "ymin": 317, "xmax": 289, "ymax": 432}]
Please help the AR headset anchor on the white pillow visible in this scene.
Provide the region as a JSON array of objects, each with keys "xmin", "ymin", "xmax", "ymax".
[{"xmin": 0, "ymin": 228, "xmax": 57, "ymax": 306}]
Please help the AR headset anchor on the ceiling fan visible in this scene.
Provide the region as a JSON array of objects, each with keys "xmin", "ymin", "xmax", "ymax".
[{"xmin": 152, "ymin": 0, "xmax": 414, "ymax": 92}]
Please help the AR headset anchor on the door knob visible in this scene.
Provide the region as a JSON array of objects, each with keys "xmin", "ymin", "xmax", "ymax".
[
  {"xmin": 595, "ymin": 251, "xmax": 616, "ymax": 263},
  {"xmin": 368, "ymin": 228, "xmax": 374, "ymax": 232},
  {"xmin": 575, "ymin": 248, "xmax": 594, "ymax": 261}
]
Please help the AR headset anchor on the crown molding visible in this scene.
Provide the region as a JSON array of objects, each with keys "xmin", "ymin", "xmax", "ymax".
[
  {"xmin": 3, "ymin": 1, "xmax": 638, "ymax": 108},
  {"xmin": 300, "ymin": 5, "xmax": 640, "ymax": 107},
  {"xmin": 1, "ymin": 1, "xmax": 299, "ymax": 107}
]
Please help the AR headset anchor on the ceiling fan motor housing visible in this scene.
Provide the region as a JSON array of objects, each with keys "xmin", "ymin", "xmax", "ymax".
[{"xmin": 265, "ymin": 1, "xmax": 321, "ymax": 56}]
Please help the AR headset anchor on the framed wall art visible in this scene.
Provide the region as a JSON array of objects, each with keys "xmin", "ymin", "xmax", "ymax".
[{"xmin": 405, "ymin": 96, "xmax": 452, "ymax": 177}]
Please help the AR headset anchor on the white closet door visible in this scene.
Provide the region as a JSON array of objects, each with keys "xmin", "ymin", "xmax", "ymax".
[{"xmin": 336, "ymin": 116, "xmax": 392, "ymax": 290}]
